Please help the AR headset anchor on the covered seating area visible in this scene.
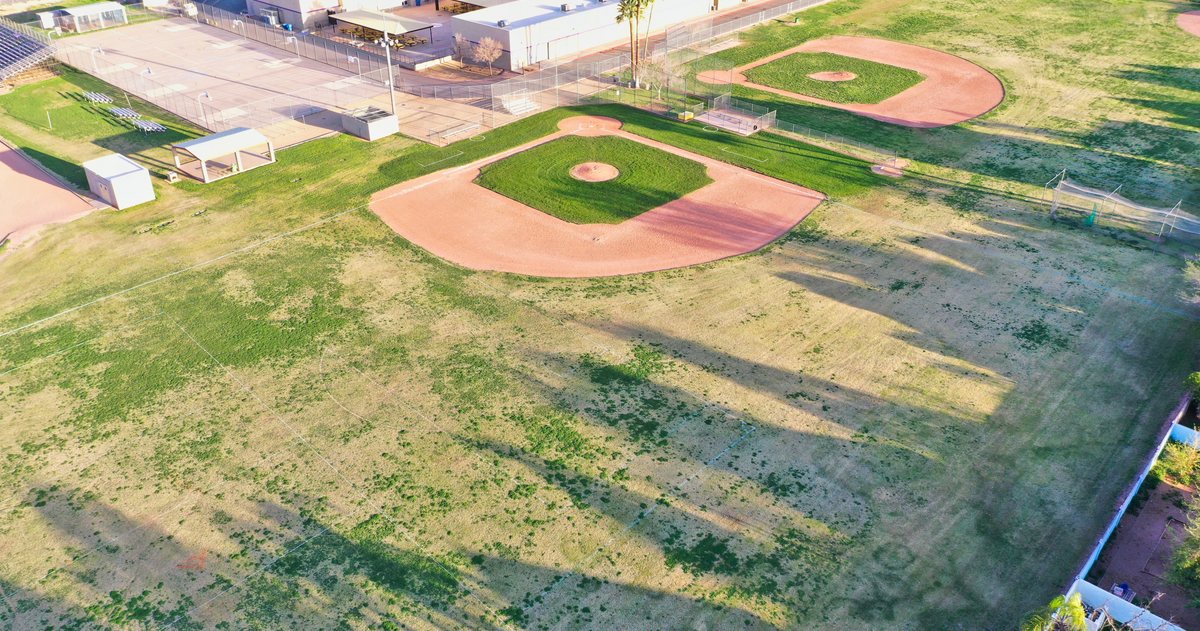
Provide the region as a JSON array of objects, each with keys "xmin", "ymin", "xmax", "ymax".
[
  {"xmin": 171, "ymin": 128, "xmax": 275, "ymax": 184},
  {"xmin": 331, "ymin": 10, "xmax": 435, "ymax": 48},
  {"xmin": 50, "ymin": 2, "xmax": 128, "ymax": 33}
]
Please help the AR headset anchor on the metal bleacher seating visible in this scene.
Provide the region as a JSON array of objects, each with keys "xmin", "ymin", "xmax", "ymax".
[
  {"xmin": 0, "ymin": 24, "xmax": 56, "ymax": 82},
  {"xmin": 108, "ymin": 107, "xmax": 141, "ymax": 119},
  {"xmin": 84, "ymin": 92, "xmax": 115, "ymax": 103},
  {"xmin": 131, "ymin": 119, "xmax": 167, "ymax": 132}
]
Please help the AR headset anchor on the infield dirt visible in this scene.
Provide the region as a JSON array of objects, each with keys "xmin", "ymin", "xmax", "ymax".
[
  {"xmin": 370, "ymin": 116, "xmax": 825, "ymax": 277},
  {"xmin": 702, "ymin": 36, "xmax": 1005, "ymax": 127}
]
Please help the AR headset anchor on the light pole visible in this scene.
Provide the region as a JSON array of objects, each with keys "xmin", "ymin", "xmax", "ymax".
[
  {"xmin": 347, "ymin": 56, "xmax": 361, "ymax": 81},
  {"xmin": 197, "ymin": 91, "xmax": 212, "ymax": 130},
  {"xmin": 232, "ymin": 18, "xmax": 246, "ymax": 40},
  {"xmin": 380, "ymin": 32, "xmax": 397, "ymax": 115},
  {"xmin": 285, "ymin": 35, "xmax": 300, "ymax": 59}
]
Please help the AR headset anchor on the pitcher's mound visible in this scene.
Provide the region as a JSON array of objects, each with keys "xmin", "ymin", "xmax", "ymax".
[
  {"xmin": 571, "ymin": 162, "xmax": 619, "ymax": 182},
  {"xmin": 808, "ymin": 71, "xmax": 857, "ymax": 82}
]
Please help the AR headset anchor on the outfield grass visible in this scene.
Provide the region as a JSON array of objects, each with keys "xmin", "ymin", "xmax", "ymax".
[
  {"xmin": 476, "ymin": 135, "xmax": 712, "ymax": 224},
  {"xmin": 4, "ymin": 1, "xmax": 1200, "ymax": 625},
  {"xmin": 714, "ymin": 0, "xmax": 1200, "ymax": 201},
  {"xmin": 742, "ymin": 52, "xmax": 926, "ymax": 104}
]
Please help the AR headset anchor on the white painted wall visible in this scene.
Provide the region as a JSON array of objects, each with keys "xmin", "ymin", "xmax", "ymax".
[{"xmin": 452, "ymin": 0, "xmax": 714, "ymax": 71}]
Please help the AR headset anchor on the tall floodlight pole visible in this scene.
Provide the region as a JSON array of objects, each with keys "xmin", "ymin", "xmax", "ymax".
[
  {"xmin": 197, "ymin": 91, "xmax": 212, "ymax": 130},
  {"xmin": 380, "ymin": 32, "xmax": 398, "ymax": 114}
]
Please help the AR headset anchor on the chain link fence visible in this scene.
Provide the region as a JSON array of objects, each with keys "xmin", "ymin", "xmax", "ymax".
[{"xmin": 53, "ymin": 38, "xmax": 388, "ymax": 131}]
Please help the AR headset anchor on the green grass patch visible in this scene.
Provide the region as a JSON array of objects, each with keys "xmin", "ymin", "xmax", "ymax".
[
  {"xmin": 742, "ymin": 52, "xmax": 925, "ymax": 104},
  {"xmin": 475, "ymin": 135, "xmax": 712, "ymax": 224},
  {"xmin": 0, "ymin": 66, "xmax": 203, "ymax": 188}
]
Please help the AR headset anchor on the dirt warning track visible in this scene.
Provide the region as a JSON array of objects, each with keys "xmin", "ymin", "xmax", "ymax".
[
  {"xmin": 370, "ymin": 116, "xmax": 825, "ymax": 278},
  {"xmin": 701, "ymin": 36, "xmax": 1005, "ymax": 128}
]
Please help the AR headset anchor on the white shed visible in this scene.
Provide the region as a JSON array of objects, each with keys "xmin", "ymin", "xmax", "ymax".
[{"xmin": 82, "ymin": 154, "xmax": 155, "ymax": 210}]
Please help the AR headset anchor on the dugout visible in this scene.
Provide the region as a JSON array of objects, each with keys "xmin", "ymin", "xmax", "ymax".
[
  {"xmin": 171, "ymin": 128, "xmax": 276, "ymax": 184},
  {"xmin": 82, "ymin": 154, "xmax": 154, "ymax": 210}
]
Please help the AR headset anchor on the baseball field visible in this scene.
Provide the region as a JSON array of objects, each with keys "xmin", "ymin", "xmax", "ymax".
[{"xmin": 1, "ymin": 0, "xmax": 1199, "ymax": 628}]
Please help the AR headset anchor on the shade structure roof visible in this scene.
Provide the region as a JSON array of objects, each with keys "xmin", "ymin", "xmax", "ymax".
[
  {"xmin": 172, "ymin": 127, "xmax": 270, "ymax": 162},
  {"xmin": 333, "ymin": 10, "xmax": 435, "ymax": 35},
  {"xmin": 82, "ymin": 153, "xmax": 145, "ymax": 178},
  {"xmin": 62, "ymin": 1, "xmax": 125, "ymax": 16}
]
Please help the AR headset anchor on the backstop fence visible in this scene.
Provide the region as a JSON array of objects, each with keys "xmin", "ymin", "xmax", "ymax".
[{"xmin": 1045, "ymin": 170, "xmax": 1200, "ymax": 250}]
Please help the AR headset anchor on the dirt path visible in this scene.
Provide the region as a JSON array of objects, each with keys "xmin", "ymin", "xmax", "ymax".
[
  {"xmin": 1179, "ymin": 11, "xmax": 1200, "ymax": 38},
  {"xmin": 0, "ymin": 143, "xmax": 97, "ymax": 251},
  {"xmin": 700, "ymin": 36, "xmax": 1005, "ymax": 128},
  {"xmin": 369, "ymin": 116, "xmax": 825, "ymax": 278}
]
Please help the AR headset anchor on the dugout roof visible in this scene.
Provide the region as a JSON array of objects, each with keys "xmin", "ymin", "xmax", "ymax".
[{"xmin": 62, "ymin": 1, "xmax": 124, "ymax": 16}]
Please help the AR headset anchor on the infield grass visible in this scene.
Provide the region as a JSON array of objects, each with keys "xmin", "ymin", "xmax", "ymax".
[
  {"xmin": 475, "ymin": 135, "xmax": 713, "ymax": 224},
  {"xmin": 742, "ymin": 52, "xmax": 926, "ymax": 104}
]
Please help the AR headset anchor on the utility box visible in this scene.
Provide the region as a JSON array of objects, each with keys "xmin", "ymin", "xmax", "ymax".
[
  {"xmin": 82, "ymin": 154, "xmax": 155, "ymax": 210},
  {"xmin": 340, "ymin": 106, "xmax": 399, "ymax": 141}
]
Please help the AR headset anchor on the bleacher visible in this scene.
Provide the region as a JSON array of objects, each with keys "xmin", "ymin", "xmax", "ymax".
[{"xmin": 0, "ymin": 22, "xmax": 56, "ymax": 82}]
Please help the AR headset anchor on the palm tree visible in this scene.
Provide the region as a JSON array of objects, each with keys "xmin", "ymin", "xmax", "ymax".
[
  {"xmin": 616, "ymin": 0, "xmax": 643, "ymax": 86},
  {"xmin": 1022, "ymin": 593, "xmax": 1088, "ymax": 631},
  {"xmin": 638, "ymin": 0, "xmax": 656, "ymax": 73}
]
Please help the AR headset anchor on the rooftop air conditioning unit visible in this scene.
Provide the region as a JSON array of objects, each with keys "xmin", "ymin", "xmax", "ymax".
[
  {"xmin": 560, "ymin": 3, "xmax": 571, "ymax": 10},
  {"xmin": 497, "ymin": 19, "xmax": 507, "ymax": 26}
]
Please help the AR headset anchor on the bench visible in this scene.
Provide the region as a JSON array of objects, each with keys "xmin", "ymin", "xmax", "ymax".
[
  {"xmin": 440, "ymin": 122, "xmax": 479, "ymax": 139},
  {"xmin": 131, "ymin": 119, "xmax": 167, "ymax": 132},
  {"xmin": 108, "ymin": 107, "xmax": 141, "ymax": 119}
]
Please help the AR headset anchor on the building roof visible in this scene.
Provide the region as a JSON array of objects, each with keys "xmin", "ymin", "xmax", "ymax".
[
  {"xmin": 82, "ymin": 153, "xmax": 146, "ymax": 179},
  {"xmin": 62, "ymin": 1, "xmax": 126, "ymax": 16},
  {"xmin": 457, "ymin": 0, "xmax": 617, "ymax": 30},
  {"xmin": 172, "ymin": 127, "xmax": 270, "ymax": 162},
  {"xmin": 462, "ymin": 0, "xmax": 518, "ymax": 8},
  {"xmin": 333, "ymin": 10, "xmax": 435, "ymax": 34}
]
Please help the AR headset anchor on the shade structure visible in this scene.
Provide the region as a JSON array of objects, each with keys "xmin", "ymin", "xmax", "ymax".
[
  {"xmin": 171, "ymin": 127, "xmax": 275, "ymax": 184},
  {"xmin": 332, "ymin": 10, "xmax": 435, "ymax": 36}
]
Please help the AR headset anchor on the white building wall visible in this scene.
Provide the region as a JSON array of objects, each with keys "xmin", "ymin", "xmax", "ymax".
[
  {"xmin": 246, "ymin": 0, "xmax": 338, "ymax": 30},
  {"xmin": 452, "ymin": 0, "xmax": 713, "ymax": 71}
]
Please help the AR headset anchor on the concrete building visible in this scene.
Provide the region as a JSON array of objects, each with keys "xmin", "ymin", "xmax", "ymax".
[
  {"xmin": 82, "ymin": 154, "xmax": 155, "ymax": 210},
  {"xmin": 449, "ymin": 0, "xmax": 717, "ymax": 71},
  {"xmin": 243, "ymin": 0, "xmax": 449, "ymax": 31}
]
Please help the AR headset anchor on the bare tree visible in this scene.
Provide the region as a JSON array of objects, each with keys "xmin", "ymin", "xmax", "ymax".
[
  {"xmin": 640, "ymin": 52, "xmax": 680, "ymax": 102},
  {"xmin": 452, "ymin": 33, "xmax": 473, "ymax": 63},
  {"xmin": 472, "ymin": 36, "xmax": 503, "ymax": 74}
]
